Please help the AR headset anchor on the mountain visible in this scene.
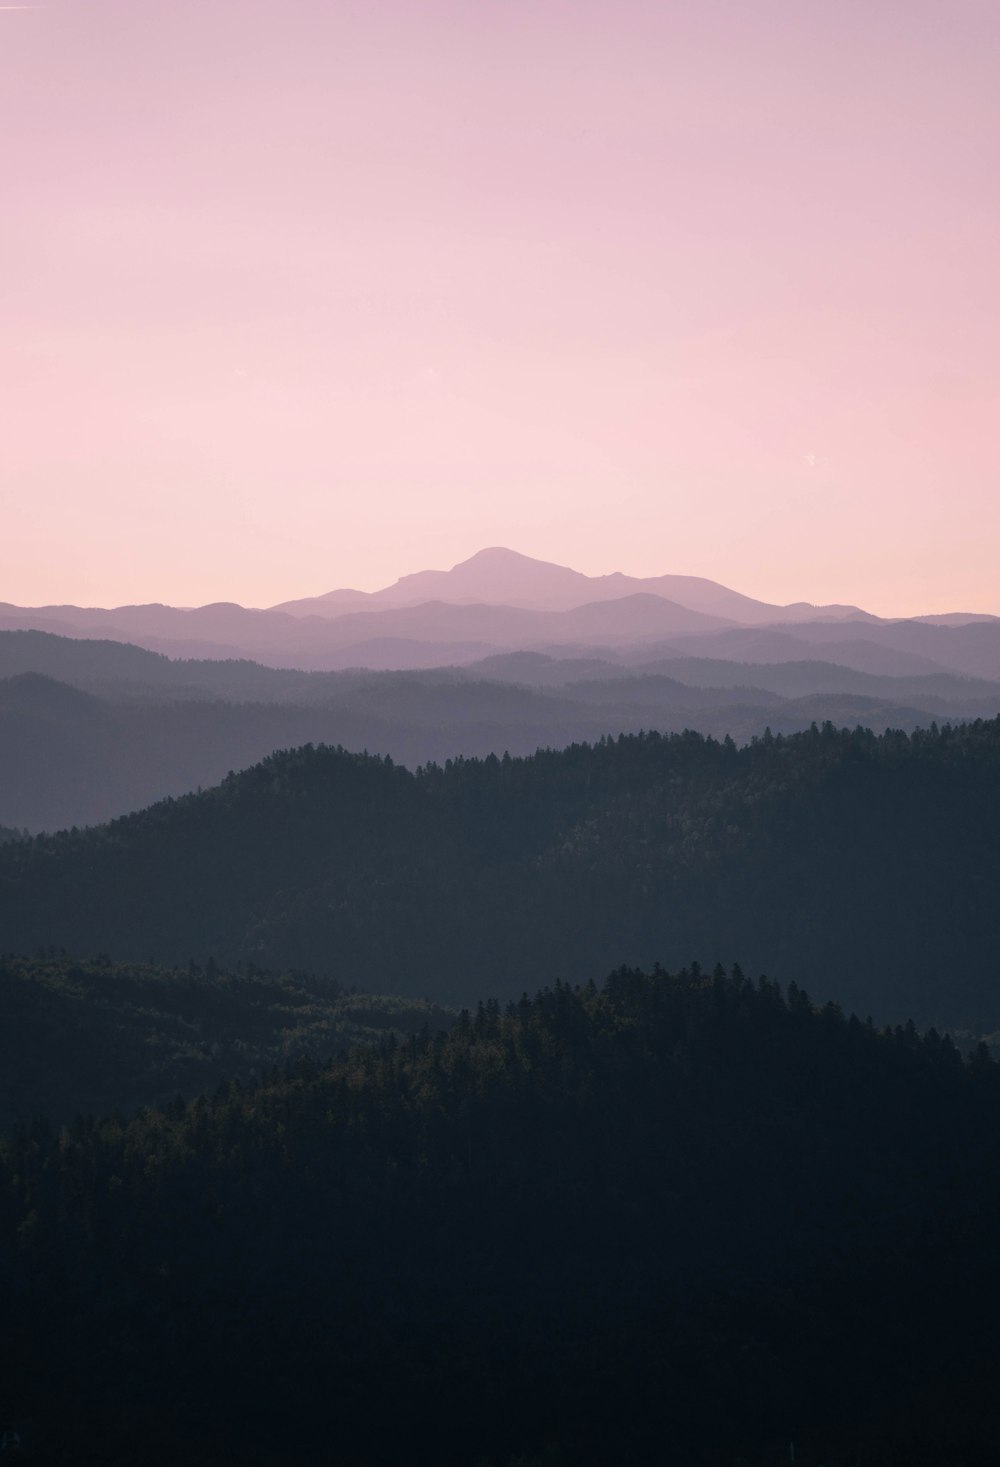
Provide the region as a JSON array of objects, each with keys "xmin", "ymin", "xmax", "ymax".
[
  {"xmin": 4, "ymin": 551, "xmax": 998, "ymax": 674},
  {"xmin": 653, "ymin": 626, "xmax": 951, "ymax": 675},
  {"xmin": 639, "ymin": 620, "xmax": 1000, "ymax": 680},
  {"xmin": 742, "ymin": 616, "xmax": 1000, "ymax": 679},
  {"xmin": 0, "ymin": 591, "xmax": 729, "ymax": 669},
  {"xmin": 916, "ymin": 611, "xmax": 1000, "ymax": 626},
  {"xmin": 7, "ymin": 630, "xmax": 997, "ymax": 714},
  {"xmin": 272, "ymin": 592, "xmax": 732, "ymax": 651},
  {"xmin": 4, "ymin": 632, "xmax": 999, "ymax": 832},
  {"xmin": 272, "ymin": 545, "xmax": 873, "ymax": 621},
  {"xmin": 5, "ymin": 593, "xmax": 1000, "ymax": 677},
  {"xmin": 4, "ymin": 965, "xmax": 998, "ymax": 1464},
  {"xmin": 471, "ymin": 648, "xmax": 1000, "ymax": 706},
  {"xmin": 3, "ymin": 722, "xmax": 999, "ymax": 1028},
  {"xmin": 625, "ymin": 654, "xmax": 999, "ymax": 702}
]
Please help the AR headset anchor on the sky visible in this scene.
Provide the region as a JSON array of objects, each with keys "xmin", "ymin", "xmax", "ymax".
[{"xmin": 1, "ymin": 0, "xmax": 998, "ymax": 616}]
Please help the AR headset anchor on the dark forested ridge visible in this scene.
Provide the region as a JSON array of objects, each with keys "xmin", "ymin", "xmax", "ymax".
[
  {"xmin": 3, "ymin": 966, "xmax": 998, "ymax": 1464},
  {"xmin": 0, "ymin": 953, "xmax": 452, "ymax": 1130},
  {"xmin": 3, "ymin": 720, "xmax": 1000, "ymax": 1028}
]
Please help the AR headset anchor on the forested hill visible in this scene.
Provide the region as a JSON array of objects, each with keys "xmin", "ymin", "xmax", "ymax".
[
  {"xmin": 2, "ymin": 720, "xmax": 1000, "ymax": 1028},
  {"xmin": 0, "ymin": 953, "xmax": 452, "ymax": 1130},
  {"xmin": 3, "ymin": 967, "xmax": 998, "ymax": 1464}
]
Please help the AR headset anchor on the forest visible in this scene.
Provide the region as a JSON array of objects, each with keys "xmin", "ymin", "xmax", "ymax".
[
  {"xmin": 0, "ymin": 952, "xmax": 451, "ymax": 1129},
  {"xmin": 2, "ymin": 719, "xmax": 999, "ymax": 1030},
  {"xmin": 3, "ymin": 673, "xmax": 1000, "ymax": 1464},
  {"xmin": 2, "ymin": 964, "xmax": 998, "ymax": 1464}
]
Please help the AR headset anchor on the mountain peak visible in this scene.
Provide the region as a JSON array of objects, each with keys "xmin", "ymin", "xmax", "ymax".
[
  {"xmin": 454, "ymin": 546, "xmax": 586, "ymax": 574},
  {"xmin": 458, "ymin": 546, "xmax": 536, "ymax": 565},
  {"xmin": 375, "ymin": 546, "xmax": 591, "ymax": 610},
  {"xmin": 271, "ymin": 548, "xmax": 877, "ymax": 625}
]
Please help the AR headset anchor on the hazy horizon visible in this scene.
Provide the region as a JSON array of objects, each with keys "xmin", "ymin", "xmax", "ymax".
[
  {"xmin": 3, "ymin": 0, "xmax": 998, "ymax": 616},
  {"xmin": 2, "ymin": 542, "xmax": 997, "ymax": 621}
]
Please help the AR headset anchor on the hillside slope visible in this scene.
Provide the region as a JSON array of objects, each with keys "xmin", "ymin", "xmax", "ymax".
[
  {"xmin": 3, "ymin": 722, "xmax": 999, "ymax": 1026},
  {"xmin": 3, "ymin": 631, "xmax": 998, "ymax": 832},
  {"xmin": 3, "ymin": 966, "xmax": 998, "ymax": 1464},
  {"xmin": 0, "ymin": 952, "xmax": 451, "ymax": 1129}
]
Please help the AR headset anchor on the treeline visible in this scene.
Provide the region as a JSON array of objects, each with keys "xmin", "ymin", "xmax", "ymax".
[
  {"xmin": 2, "ymin": 965, "xmax": 998, "ymax": 1464},
  {"xmin": 2, "ymin": 720, "xmax": 1000, "ymax": 1027},
  {"xmin": 0, "ymin": 952, "xmax": 452, "ymax": 1130}
]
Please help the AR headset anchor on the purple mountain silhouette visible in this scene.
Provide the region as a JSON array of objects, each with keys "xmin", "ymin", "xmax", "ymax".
[
  {"xmin": 272, "ymin": 547, "xmax": 871, "ymax": 623},
  {"xmin": 2, "ymin": 549, "xmax": 997, "ymax": 676}
]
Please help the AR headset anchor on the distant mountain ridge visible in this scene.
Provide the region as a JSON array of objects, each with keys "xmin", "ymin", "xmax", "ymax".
[
  {"xmin": 270, "ymin": 546, "xmax": 875, "ymax": 621},
  {"xmin": 3, "ymin": 627, "xmax": 999, "ymax": 832},
  {"xmin": 2, "ymin": 548, "xmax": 998, "ymax": 675}
]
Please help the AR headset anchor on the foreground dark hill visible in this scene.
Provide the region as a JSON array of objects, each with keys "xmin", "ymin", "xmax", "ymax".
[
  {"xmin": 0, "ymin": 953, "xmax": 451, "ymax": 1130},
  {"xmin": 4, "ymin": 966, "xmax": 998, "ymax": 1464},
  {"xmin": 3, "ymin": 722, "xmax": 999, "ymax": 1028}
]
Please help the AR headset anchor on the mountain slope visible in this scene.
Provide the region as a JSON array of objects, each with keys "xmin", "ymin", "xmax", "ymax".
[
  {"xmin": 0, "ymin": 952, "xmax": 451, "ymax": 1129},
  {"xmin": 4, "ymin": 633, "xmax": 999, "ymax": 831},
  {"xmin": 0, "ymin": 590, "xmax": 730, "ymax": 668},
  {"xmin": 667, "ymin": 619, "xmax": 1000, "ymax": 679},
  {"xmin": 3, "ymin": 722, "xmax": 999, "ymax": 1027},
  {"xmin": 4, "ymin": 966, "xmax": 998, "ymax": 1464}
]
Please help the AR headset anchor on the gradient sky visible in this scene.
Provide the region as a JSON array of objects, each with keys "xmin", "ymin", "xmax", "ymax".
[{"xmin": 2, "ymin": 0, "xmax": 998, "ymax": 615}]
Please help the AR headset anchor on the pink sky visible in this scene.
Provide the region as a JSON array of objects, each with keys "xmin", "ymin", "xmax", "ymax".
[{"xmin": 2, "ymin": 0, "xmax": 998, "ymax": 616}]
